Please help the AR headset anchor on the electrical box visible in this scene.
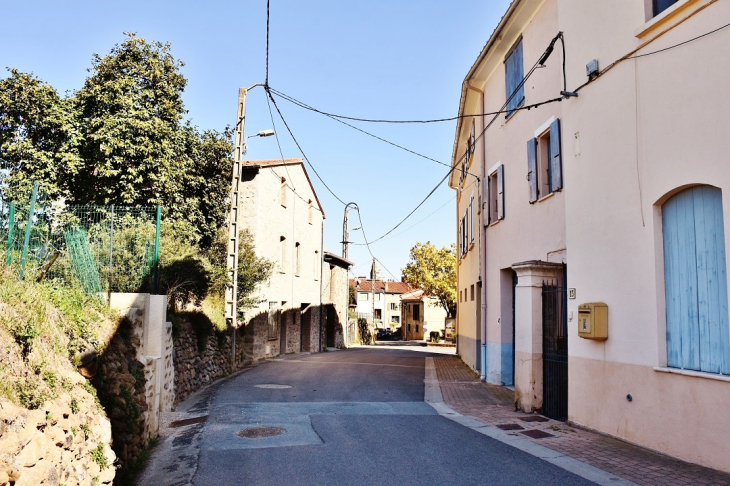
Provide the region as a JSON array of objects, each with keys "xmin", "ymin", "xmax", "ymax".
[{"xmin": 577, "ymin": 303, "xmax": 608, "ymax": 340}]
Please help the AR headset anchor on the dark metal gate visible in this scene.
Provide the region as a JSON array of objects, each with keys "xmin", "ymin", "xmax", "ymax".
[{"xmin": 542, "ymin": 276, "xmax": 568, "ymax": 421}]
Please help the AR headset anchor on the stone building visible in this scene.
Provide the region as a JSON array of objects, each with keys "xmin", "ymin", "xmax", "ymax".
[
  {"xmin": 238, "ymin": 158, "xmax": 325, "ymax": 360},
  {"xmin": 321, "ymin": 251, "xmax": 353, "ymax": 348}
]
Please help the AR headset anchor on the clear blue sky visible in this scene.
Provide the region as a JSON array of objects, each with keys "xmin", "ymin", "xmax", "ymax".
[{"xmin": 2, "ymin": 0, "xmax": 511, "ymax": 278}]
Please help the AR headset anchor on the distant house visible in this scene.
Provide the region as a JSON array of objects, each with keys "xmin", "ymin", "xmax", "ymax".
[
  {"xmin": 350, "ymin": 278, "xmax": 412, "ymax": 328},
  {"xmin": 238, "ymin": 158, "xmax": 325, "ymax": 360},
  {"xmin": 322, "ymin": 251, "xmax": 353, "ymax": 348},
  {"xmin": 401, "ymin": 289, "xmax": 447, "ymax": 341}
]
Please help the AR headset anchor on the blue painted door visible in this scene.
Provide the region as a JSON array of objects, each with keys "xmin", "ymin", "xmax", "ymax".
[{"xmin": 663, "ymin": 186, "xmax": 730, "ymax": 374}]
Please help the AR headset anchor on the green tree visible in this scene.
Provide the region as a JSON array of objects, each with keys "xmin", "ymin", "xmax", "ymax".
[
  {"xmin": 401, "ymin": 242, "xmax": 457, "ymax": 317},
  {"xmin": 0, "ymin": 69, "xmax": 81, "ymax": 202}
]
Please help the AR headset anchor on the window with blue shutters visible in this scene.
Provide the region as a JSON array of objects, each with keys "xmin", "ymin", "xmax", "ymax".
[
  {"xmin": 505, "ymin": 37, "xmax": 525, "ymax": 118},
  {"xmin": 663, "ymin": 185, "xmax": 730, "ymax": 375}
]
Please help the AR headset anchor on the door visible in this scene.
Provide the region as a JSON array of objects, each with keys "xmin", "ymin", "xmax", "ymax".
[
  {"xmin": 300, "ymin": 304, "xmax": 311, "ymax": 352},
  {"xmin": 326, "ymin": 304, "xmax": 337, "ymax": 348},
  {"xmin": 542, "ymin": 269, "xmax": 568, "ymax": 421},
  {"xmin": 280, "ymin": 309, "xmax": 288, "ymax": 355}
]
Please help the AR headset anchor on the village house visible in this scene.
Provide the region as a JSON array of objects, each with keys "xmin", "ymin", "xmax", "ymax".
[
  {"xmin": 450, "ymin": 0, "xmax": 730, "ymax": 473},
  {"xmin": 350, "ymin": 277, "xmax": 412, "ymax": 329},
  {"xmin": 400, "ymin": 289, "xmax": 448, "ymax": 341},
  {"xmin": 238, "ymin": 158, "xmax": 327, "ymax": 359}
]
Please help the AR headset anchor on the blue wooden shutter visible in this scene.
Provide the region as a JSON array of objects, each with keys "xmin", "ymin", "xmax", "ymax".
[
  {"xmin": 549, "ymin": 118, "xmax": 562, "ymax": 191},
  {"xmin": 663, "ymin": 186, "xmax": 730, "ymax": 374},
  {"xmin": 527, "ymin": 138, "xmax": 538, "ymax": 203},
  {"xmin": 505, "ymin": 38, "xmax": 524, "ymax": 117},
  {"xmin": 497, "ymin": 165, "xmax": 505, "ymax": 220}
]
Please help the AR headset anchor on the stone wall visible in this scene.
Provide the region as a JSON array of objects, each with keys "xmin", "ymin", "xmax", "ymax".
[{"xmin": 0, "ymin": 392, "xmax": 114, "ymax": 486}]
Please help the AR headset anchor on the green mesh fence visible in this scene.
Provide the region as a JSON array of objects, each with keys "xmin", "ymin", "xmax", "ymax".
[{"xmin": 2, "ymin": 195, "xmax": 160, "ymax": 295}]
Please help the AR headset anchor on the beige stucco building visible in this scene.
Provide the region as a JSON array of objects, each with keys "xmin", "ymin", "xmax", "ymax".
[
  {"xmin": 239, "ymin": 158, "xmax": 326, "ymax": 359},
  {"xmin": 401, "ymin": 289, "xmax": 448, "ymax": 341},
  {"xmin": 451, "ymin": 0, "xmax": 730, "ymax": 473}
]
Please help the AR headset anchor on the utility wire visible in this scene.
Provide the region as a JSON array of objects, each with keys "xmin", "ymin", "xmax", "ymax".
[
  {"xmin": 628, "ymin": 19, "xmax": 730, "ymax": 59},
  {"xmin": 271, "ymin": 86, "xmax": 563, "ymax": 124},
  {"xmin": 349, "ymin": 32, "xmax": 564, "ymax": 245},
  {"xmin": 353, "ymin": 205, "xmax": 398, "ymax": 281},
  {"xmin": 266, "ymin": 87, "xmax": 347, "ymax": 206},
  {"xmin": 270, "ymin": 88, "xmax": 468, "ymax": 174}
]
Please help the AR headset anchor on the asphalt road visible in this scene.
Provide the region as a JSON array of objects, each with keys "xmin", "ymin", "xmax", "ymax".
[{"xmin": 189, "ymin": 348, "xmax": 594, "ymax": 486}]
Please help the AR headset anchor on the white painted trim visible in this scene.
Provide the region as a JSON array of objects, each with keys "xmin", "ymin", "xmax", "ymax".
[
  {"xmin": 534, "ymin": 115, "xmax": 556, "ymax": 138},
  {"xmin": 487, "ymin": 162, "xmax": 501, "ymax": 177},
  {"xmin": 653, "ymin": 366, "xmax": 730, "ymax": 383}
]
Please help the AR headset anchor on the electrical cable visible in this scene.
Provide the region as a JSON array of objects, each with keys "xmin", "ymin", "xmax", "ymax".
[
  {"xmin": 628, "ymin": 19, "xmax": 730, "ymax": 59},
  {"xmin": 353, "ymin": 205, "xmax": 398, "ymax": 281},
  {"xmin": 270, "ymin": 86, "xmax": 562, "ymax": 124},
  {"xmin": 348, "ymin": 32, "xmax": 564, "ymax": 245},
  {"xmin": 265, "ymin": 92, "xmax": 298, "ymax": 193},
  {"xmin": 265, "ymin": 88, "xmax": 347, "ymax": 206}
]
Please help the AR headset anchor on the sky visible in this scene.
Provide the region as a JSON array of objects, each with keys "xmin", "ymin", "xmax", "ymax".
[{"xmin": 1, "ymin": 0, "xmax": 512, "ymax": 279}]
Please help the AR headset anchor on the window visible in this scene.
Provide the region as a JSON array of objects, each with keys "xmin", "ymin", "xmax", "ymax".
[
  {"xmin": 391, "ymin": 316, "xmax": 399, "ymax": 324},
  {"xmin": 375, "ymin": 293, "xmax": 381, "ymax": 301},
  {"xmin": 314, "ymin": 251, "xmax": 319, "ymax": 280},
  {"xmin": 527, "ymin": 119, "xmax": 562, "ymax": 202},
  {"xmin": 408, "ymin": 324, "xmax": 411, "ymax": 332},
  {"xmin": 279, "ymin": 237, "xmax": 286, "ymax": 273},
  {"xmin": 461, "ymin": 120, "xmax": 476, "ymax": 187},
  {"xmin": 413, "ymin": 304, "xmax": 420, "ymax": 321},
  {"xmin": 487, "ymin": 165, "xmax": 504, "ymax": 223},
  {"xmin": 268, "ymin": 302, "xmax": 280, "ymax": 340},
  {"xmin": 390, "ymin": 303, "xmax": 398, "ymax": 311},
  {"xmin": 654, "ymin": 0, "xmax": 679, "ymax": 17},
  {"xmin": 308, "ymin": 200, "xmax": 313, "ymax": 224},
  {"xmin": 280, "ymin": 178, "xmax": 287, "ymax": 207},
  {"xmin": 663, "ymin": 186, "xmax": 730, "ymax": 374},
  {"xmin": 295, "ymin": 242, "xmax": 301, "ymax": 276},
  {"xmin": 469, "ymin": 195, "xmax": 474, "ymax": 245},
  {"xmin": 416, "ymin": 325, "xmax": 419, "ymax": 333},
  {"xmin": 359, "ymin": 292, "xmax": 369, "ymax": 301},
  {"xmin": 470, "ymin": 284, "xmax": 475, "ymax": 301},
  {"xmin": 459, "ymin": 290, "xmax": 462, "ymax": 303},
  {"xmin": 374, "ymin": 309, "xmax": 382, "ymax": 320},
  {"xmin": 505, "ymin": 37, "xmax": 525, "ymax": 118}
]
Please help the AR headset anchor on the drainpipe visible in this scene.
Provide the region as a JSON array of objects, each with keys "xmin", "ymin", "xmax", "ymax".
[
  {"xmin": 319, "ymin": 218, "xmax": 324, "ymax": 351},
  {"xmin": 467, "ymin": 81, "xmax": 488, "ymax": 381}
]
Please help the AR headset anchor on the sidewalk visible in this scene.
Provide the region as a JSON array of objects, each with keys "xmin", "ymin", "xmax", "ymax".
[{"xmin": 434, "ymin": 356, "xmax": 730, "ymax": 486}]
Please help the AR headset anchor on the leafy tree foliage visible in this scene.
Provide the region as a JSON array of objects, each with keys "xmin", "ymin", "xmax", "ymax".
[
  {"xmin": 0, "ymin": 69, "xmax": 81, "ymax": 202},
  {"xmin": 401, "ymin": 242, "xmax": 457, "ymax": 317},
  {"xmin": 0, "ymin": 33, "xmax": 232, "ymax": 247}
]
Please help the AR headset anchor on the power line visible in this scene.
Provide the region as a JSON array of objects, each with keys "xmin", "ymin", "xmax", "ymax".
[
  {"xmin": 270, "ymin": 88, "xmax": 466, "ymax": 174},
  {"xmin": 270, "ymin": 86, "xmax": 563, "ymax": 124},
  {"xmin": 341, "ymin": 31, "xmax": 566, "ymax": 244},
  {"xmin": 628, "ymin": 19, "xmax": 730, "ymax": 59},
  {"xmin": 265, "ymin": 88, "xmax": 347, "ymax": 206},
  {"xmin": 353, "ymin": 205, "xmax": 398, "ymax": 281}
]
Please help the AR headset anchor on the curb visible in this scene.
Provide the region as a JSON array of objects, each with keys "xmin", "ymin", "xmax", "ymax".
[{"xmin": 424, "ymin": 357, "xmax": 637, "ymax": 486}]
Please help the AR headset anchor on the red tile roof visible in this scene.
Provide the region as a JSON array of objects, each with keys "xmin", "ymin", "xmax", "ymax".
[
  {"xmin": 349, "ymin": 279, "xmax": 415, "ymax": 294},
  {"xmin": 243, "ymin": 158, "xmax": 303, "ymax": 167}
]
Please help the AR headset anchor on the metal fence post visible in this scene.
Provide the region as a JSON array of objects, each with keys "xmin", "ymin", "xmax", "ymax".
[
  {"xmin": 19, "ymin": 182, "xmax": 39, "ymax": 279},
  {"xmin": 153, "ymin": 205, "xmax": 161, "ymax": 294},
  {"xmin": 6, "ymin": 202, "xmax": 15, "ymax": 266},
  {"xmin": 108, "ymin": 205, "xmax": 114, "ymax": 303}
]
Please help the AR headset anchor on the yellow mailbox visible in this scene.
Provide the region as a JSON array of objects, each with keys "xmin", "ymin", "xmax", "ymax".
[{"xmin": 577, "ymin": 303, "xmax": 608, "ymax": 340}]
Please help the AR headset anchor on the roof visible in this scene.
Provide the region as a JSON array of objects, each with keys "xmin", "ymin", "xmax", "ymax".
[
  {"xmin": 401, "ymin": 289, "xmax": 426, "ymax": 301},
  {"xmin": 323, "ymin": 251, "xmax": 354, "ymax": 269},
  {"xmin": 243, "ymin": 158, "xmax": 326, "ymax": 219},
  {"xmin": 349, "ymin": 279, "xmax": 414, "ymax": 294},
  {"xmin": 449, "ymin": 0, "xmax": 523, "ymax": 188}
]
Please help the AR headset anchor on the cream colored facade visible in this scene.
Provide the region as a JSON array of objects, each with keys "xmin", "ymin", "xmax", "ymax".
[
  {"xmin": 240, "ymin": 158, "xmax": 325, "ymax": 358},
  {"xmin": 451, "ymin": 0, "xmax": 730, "ymax": 473},
  {"xmin": 402, "ymin": 290, "xmax": 448, "ymax": 341}
]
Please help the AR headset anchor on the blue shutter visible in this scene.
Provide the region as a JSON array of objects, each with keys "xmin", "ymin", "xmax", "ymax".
[
  {"xmin": 549, "ymin": 118, "xmax": 562, "ymax": 191},
  {"xmin": 527, "ymin": 138, "xmax": 538, "ymax": 202},
  {"xmin": 505, "ymin": 38, "xmax": 524, "ymax": 117},
  {"xmin": 663, "ymin": 186, "xmax": 730, "ymax": 374}
]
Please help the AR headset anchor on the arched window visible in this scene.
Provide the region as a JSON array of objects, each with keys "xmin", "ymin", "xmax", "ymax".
[
  {"xmin": 663, "ymin": 185, "xmax": 730, "ymax": 374},
  {"xmin": 279, "ymin": 236, "xmax": 286, "ymax": 273}
]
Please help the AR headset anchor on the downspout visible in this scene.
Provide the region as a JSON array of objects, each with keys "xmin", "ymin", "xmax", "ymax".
[
  {"xmin": 319, "ymin": 218, "xmax": 324, "ymax": 351},
  {"xmin": 467, "ymin": 80, "xmax": 488, "ymax": 382}
]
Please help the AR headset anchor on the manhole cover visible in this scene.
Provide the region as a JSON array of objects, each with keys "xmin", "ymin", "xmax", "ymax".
[
  {"xmin": 519, "ymin": 429, "xmax": 555, "ymax": 439},
  {"xmin": 520, "ymin": 415, "xmax": 549, "ymax": 423},
  {"xmin": 497, "ymin": 423, "xmax": 524, "ymax": 431},
  {"xmin": 236, "ymin": 427, "xmax": 285, "ymax": 438},
  {"xmin": 254, "ymin": 384, "xmax": 292, "ymax": 389}
]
